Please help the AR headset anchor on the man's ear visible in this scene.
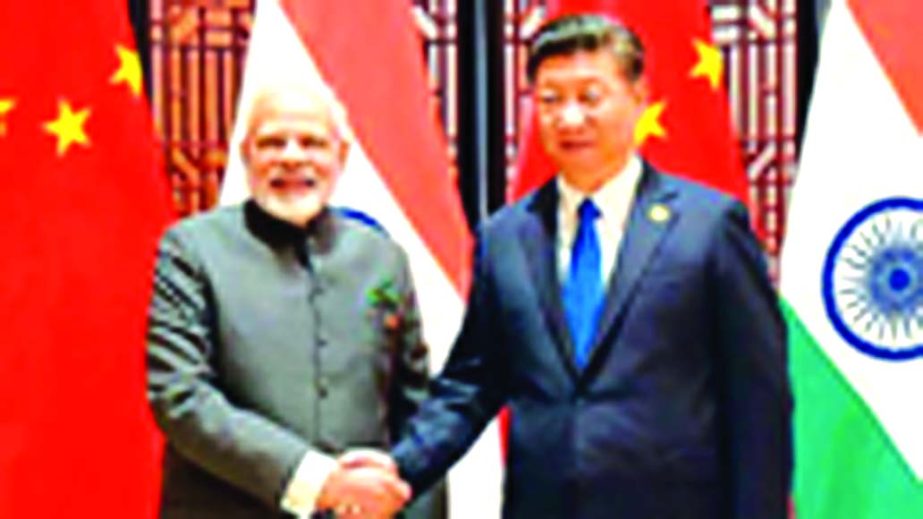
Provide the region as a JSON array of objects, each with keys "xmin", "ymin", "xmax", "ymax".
[
  {"xmin": 630, "ymin": 75, "xmax": 649, "ymax": 104},
  {"xmin": 337, "ymin": 139, "xmax": 350, "ymax": 166},
  {"xmin": 239, "ymin": 137, "xmax": 251, "ymax": 167}
]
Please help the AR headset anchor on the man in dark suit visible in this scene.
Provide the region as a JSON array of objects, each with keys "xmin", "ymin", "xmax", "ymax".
[
  {"xmin": 146, "ymin": 84, "xmax": 443, "ymax": 519},
  {"xmin": 347, "ymin": 13, "xmax": 792, "ymax": 519}
]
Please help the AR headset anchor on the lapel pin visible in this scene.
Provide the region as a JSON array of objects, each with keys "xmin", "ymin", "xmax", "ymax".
[{"xmin": 647, "ymin": 203, "xmax": 671, "ymax": 224}]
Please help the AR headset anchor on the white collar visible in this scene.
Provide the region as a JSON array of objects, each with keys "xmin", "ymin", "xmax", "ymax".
[{"xmin": 557, "ymin": 155, "xmax": 643, "ymax": 230}]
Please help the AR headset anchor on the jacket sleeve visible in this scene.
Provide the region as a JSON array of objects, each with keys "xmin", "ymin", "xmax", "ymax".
[
  {"xmin": 391, "ymin": 229, "xmax": 509, "ymax": 496},
  {"xmin": 710, "ymin": 200, "xmax": 793, "ymax": 519},
  {"xmin": 146, "ymin": 226, "xmax": 312, "ymax": 508}
]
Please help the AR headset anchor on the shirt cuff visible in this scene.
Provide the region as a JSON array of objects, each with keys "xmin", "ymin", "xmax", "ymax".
[{"xmin": 280, "ymin": 449, "xmax": 338, "ymax": 518}]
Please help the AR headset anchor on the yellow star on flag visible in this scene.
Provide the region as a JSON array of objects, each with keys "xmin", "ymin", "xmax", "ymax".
[
  {"xmin": 110, "ymin": 45, "xmax": 142, "ymax": 97},
  {"xmin": 0, "ymin": 98, "xmax": 15, "ymax": 136},
  {"xmin": 44, "ymin": 100, "xmax": 91, "ymax": 156},
  {"xmin": 690, "ymin": 38, "xmax": 723, "ymax": 91},
  {"xmin": 634, "ymin": 101, "xmax": 667, "ymax": 145}
]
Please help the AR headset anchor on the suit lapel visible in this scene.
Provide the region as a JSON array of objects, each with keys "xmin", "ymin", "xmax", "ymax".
[
  {"xmin": 519, "ymin": 181, "xmax": 580, "ymax": 378},
  {"xmin": 585, "ymin": 165, "xmax": 679, "ymax": 373}
]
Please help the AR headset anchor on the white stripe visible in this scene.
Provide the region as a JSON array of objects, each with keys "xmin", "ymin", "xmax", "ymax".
[
  {"xmin": 781, "ymin": 0, "xmax": 923, "ymax": 479},
  {"xmin": 221, "ymin": 0, "xmax": 504, "ymax": 513}
]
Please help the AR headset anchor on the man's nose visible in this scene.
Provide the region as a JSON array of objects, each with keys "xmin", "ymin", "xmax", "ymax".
[
  {"xmin": 280, "ymin": 138, "xmax": 306, "ymax": 162},
  {"xmin": 558, "ymin": 101, "xmax": 586, "ymax": 128}
]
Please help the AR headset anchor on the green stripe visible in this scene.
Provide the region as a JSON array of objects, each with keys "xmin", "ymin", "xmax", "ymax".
[{"xmin": 783, "ymin": 300, "xmax": 923, "ymax": 518}]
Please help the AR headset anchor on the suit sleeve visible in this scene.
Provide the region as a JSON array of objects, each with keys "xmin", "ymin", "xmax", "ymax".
[
  {"xmin": 392, "ymin": 230, "xmax": 509, "ymax": 496},
  {"xmin": 710, "ymin": 201, "xmax": 793, "ymax": 519},
  {"xmin": 146, "ymin": 227, "xmax": 312, "ymax": 508}
]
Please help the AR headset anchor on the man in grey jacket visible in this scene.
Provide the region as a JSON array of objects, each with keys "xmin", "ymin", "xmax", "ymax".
[{"xmin": 146, "ymin": 83, "xmax": 442, "ymax": 519}]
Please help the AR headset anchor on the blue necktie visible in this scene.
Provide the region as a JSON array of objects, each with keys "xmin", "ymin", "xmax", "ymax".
[{"xmin": 563, "ymin": 199, "xmax": 604, "ymax": 369}]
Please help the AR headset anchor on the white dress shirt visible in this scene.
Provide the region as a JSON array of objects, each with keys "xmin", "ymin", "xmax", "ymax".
[
  {"xmin": 281, "ymin": 450, "xmax": 338, "ymax": 517},
  {"xmin": 557, "ymin": 155, "xmax": 643, "ymax": 286}
]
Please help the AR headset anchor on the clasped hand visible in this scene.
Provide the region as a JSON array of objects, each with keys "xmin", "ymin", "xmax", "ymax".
[{"xmin": 316, "ymin": 449, "xmax": 411, "ymax": 519}]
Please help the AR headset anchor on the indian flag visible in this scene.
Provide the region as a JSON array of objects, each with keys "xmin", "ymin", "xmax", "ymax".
[
  {"xmin": 219, "ymin": 1, "xmax": 503, "ymax": 517},
  {"xmin": 781, "ymin": 0, "xmax": 923, "ymax": 516}
]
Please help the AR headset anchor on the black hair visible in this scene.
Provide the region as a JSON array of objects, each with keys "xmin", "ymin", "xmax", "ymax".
[{"xmin": 526, "ymin": 14, "xmax": 644, "ymax": 84}]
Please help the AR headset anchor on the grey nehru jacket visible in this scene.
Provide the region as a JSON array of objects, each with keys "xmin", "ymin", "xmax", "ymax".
[{"xmin": 147, "ymin": 201, "xmax": 444, "ymax": 519}]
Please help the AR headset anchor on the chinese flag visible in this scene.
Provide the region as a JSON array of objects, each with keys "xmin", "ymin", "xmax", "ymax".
[
  {"xmin": 513, "ymin": 0, "xmax": 749, "ymax": 206},
  {"xmin": 0, "ymin": 2, "xmax": 173, "ymax": 517}
]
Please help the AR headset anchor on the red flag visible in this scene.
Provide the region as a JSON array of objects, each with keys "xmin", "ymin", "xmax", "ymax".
[
  {"xmin": 0, "ymin": 1, "xmax": 173, "ymax": 517},
  {"xmin": 512, "ymin": 0, "xmax": 748, "ymax": 206}
]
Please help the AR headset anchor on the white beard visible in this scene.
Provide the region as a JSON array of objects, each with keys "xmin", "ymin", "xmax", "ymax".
[{"xmin": 254, "ymin": 191, "xmax": 323, "ymax": 227}]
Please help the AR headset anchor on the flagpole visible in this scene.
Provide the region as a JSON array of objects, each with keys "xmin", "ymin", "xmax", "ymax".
[
  {"xmin": 456, "ymin": 0, "xmax": 506, "ymax": 229},
  {"xmin": 127, "ymin": 0, "xmax": 153, "ymax": 99},
  {"xmin": 796, "ymin": 0, "xmax": 822, "ymax": 157}
]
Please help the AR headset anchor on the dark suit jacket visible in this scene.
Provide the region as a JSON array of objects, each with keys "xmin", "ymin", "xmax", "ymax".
[
  {"xmin": 147, "ymin": 201, "xmax": 444, "ymax": 519},
  {"xmin": 393, "ymin": 164, "xmax": 792, "ymax": 519}
]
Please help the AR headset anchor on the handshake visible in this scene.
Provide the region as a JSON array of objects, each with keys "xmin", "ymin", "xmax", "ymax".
[{"xmin": 316, "ymin": 449, "xmax": 412, "ymax": 519}]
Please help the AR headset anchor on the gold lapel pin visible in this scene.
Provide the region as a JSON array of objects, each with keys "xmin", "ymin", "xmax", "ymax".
[{"xmin": 647, "ymin": 203, "xmax": 671, "ymax": 224}]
